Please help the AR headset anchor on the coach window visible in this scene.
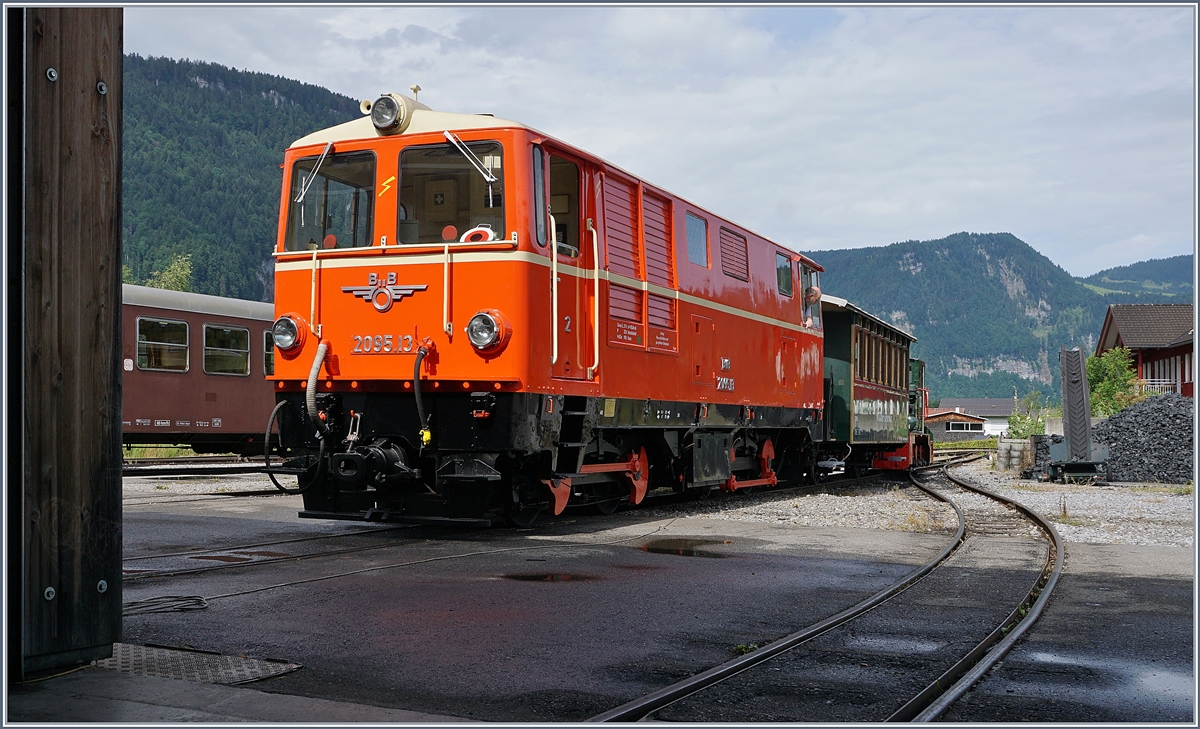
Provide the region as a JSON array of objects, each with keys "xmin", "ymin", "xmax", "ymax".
[
  {"xmin": 263, "ymin": 330, "xmax": 275, "ymax": 376},
  {"xmin": 204, "ymin": 325, "xmax": 250, "ymax": 376},
  {"xmin": 398, "ymin": 140, "xmax": 505, "ymax": 245},
  {"xmin": 285, "ymin": 151, "xmax": 375, "ymax": 251},
  {"xmin": 137, "ymin": 318, "xmax": 188, "ymax": 372},
  {"xmin": 686, "ymin": 213, "xmax": 708, "ymax": 267},
  {"xmin": 776, "ymin": 253, "xmax": 793, "ymax": 297}
]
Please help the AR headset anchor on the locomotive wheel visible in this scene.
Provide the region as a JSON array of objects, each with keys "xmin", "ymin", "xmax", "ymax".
[
  {"xmin": 592, "ymin": 497, "xmax": 621, "ymax": 515},
  {"xmin": 803, "ymin": 447, "xmax": 819, "ymax": 486},
  {"xmin": 505, "ymin": 505, "xmax": 543, "ymax": 528},
  {"xmin": 504, "ymin": 480, "xmax": 546, "ymax": 528}
]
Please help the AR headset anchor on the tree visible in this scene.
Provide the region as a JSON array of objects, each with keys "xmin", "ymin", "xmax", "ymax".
[
  {"xmin": 1007, "ymin": 390, "xmax": 1045, "ymax": 438},
  {"xmin": 145, "ymin": 252, "xmax": 192, "ymax": 292},
  {"xmin": 1086, "ymin": 346, "xmax": 1145, "ymax": 416}
]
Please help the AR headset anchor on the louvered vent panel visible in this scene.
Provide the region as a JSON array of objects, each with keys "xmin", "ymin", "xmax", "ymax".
[
  {"xmin": 603, "ymin": 177, "xmax": 640, "ymax": 279},
  {"xmin": 643, "ymin": 193, "xmax": 674, "ymax": 288},
  {"xmin": 719, "ymin": 227, "xmax": 749, "ymax": 282},
  {"xmin": 608, "ymin": 284, "xmax": 643, "ymax": 322},
  {"xmin": 648, "ymin": 293, "xmax": 676, "ymax": 329}
]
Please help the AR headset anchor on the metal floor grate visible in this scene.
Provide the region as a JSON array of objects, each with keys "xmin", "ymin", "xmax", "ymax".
[{"xmin": 93, "ymin": 642, "xmax": 301, "ymax": 685}]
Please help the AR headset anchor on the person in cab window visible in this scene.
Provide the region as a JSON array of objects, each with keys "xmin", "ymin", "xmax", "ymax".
[{"xmin": 803, "ymin": 286, "xmax": 822, "ymax": 329}]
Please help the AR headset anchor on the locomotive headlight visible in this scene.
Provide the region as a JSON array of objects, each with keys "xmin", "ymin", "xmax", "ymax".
[
  {"xmin": 467, "ymin": 312, "xmax": 499, "ymax": 349},
  {"xmin": 465, "ymin": 310, "xmax": 511, "ymax": 353},
  {"xmin": 368, "ymin": 93, "xmax": 417, "ymax": 134},
  {"xmin": 370, "ymin": 95, "xmax": 401, "ymax": 132},
  {"xmin": 272, "ymin": 316, "xmax": 302, "ymax": 351}
]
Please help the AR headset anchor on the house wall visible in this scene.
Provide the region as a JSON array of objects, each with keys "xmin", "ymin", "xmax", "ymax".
[
  {"xmin": 930, "ymin": 423, "xmax": 990, "ymax": 442},
  {"xmin": 1139, "ymin": 345, "xmax": 1193, "ymax": 396}
]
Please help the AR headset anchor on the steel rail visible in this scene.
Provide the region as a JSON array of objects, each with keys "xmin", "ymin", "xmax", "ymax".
[
  {"xmin": 586, "ymin": 464, "xmax": 971, "ymax": 723},
  {"xmin": 890, "ymin": 464, "xmax": 1064, "ymax": 722},
  {"xmin": 123, "ymin": 463, "xmax": 271, "ymax": 477},
  {"xmin": 121, "ymin": 536, "xmax": 437, "ymax": 583},
  {"xmin": 123, "ymin": 455, "xmax": 270, "ymax": 466}
]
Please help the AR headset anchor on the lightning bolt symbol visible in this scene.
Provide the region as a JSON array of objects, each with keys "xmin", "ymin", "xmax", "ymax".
[{"xmin": 378, "ymin": 175, "xmax": 396, "ymax": 197}]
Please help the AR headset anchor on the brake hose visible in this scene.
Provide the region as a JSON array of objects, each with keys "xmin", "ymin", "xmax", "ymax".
[
  {"xmin": 306, "ymin": 341, "xmax": 330, "ymax": 436},
  {"xmin": 264, "ymin": 399, "xmax": 323, "ymax": 495},
  {"xmin": 414, "ymin": 344, "xmax": 431, "ymax": 447}
]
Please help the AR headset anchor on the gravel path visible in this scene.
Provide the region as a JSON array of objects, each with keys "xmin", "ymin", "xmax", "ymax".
[
  {"xmin": 952, "ymin": 462, "xmax": 1194, "ymax": 549},
  {"xmin": 639, "ymin": 462, "xmax": 1193, "ymax": 549}
]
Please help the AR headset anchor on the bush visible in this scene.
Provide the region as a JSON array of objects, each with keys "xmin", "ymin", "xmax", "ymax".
[{"xmin": 1007, "ymin": 391, "xmax": 1046, "ymax": 438}]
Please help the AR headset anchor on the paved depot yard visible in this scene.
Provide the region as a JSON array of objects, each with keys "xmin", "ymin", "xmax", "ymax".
[{"xmin": 7, "ymin": 466, "xmax": 1194, "ymax": 722}]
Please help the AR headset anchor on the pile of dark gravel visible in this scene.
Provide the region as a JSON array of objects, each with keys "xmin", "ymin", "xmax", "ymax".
[
  {"xmin": 1032, "ymin": 434, "xmax": 1064, "ymax": 475},
  {"xmin": 1092, "ymin": 393, "xmax": 1194, "ymax": 484}
]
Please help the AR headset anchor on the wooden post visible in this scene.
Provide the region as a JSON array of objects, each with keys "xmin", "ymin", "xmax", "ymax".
[{"xmin": 7, "ymin": 7, "xmax": 123, "ymax": 679}]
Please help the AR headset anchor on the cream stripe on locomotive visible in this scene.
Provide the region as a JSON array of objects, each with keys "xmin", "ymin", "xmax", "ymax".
[{"xmin": 275, "ymin": 252, "xmax": 822, "ymax": 336}]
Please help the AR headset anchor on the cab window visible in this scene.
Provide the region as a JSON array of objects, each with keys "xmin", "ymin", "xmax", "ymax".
[
  {"xmin": 398, "ymin": 141, "xmax": 505, "ymax": 244},
  {"xmin": 284, "ymin": 151, "xmax": 376, "ymax": 251},
  {"xmin": 685, "ymin": 213, "xmax": 708, "ymax": 266},
  {"xmin": 776, "ymin": 253, "xmax": 793, "ymax": 297},
  {"xmin": 548, "ymin": 155, "xmax": 580, "ymax": 257}
]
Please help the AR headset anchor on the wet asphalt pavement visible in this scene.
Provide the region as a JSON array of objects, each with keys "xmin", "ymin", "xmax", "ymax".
[
  {"xmin": 118, "ymin": 489, "xmax": 951, "ymax": 721},
  {"xmin": 13, "ymin": 474, "xmax": 1191, "ymax": 722},
  {"xmin": 653, "ymin": 535, "xmax": 1047, "ymax": 722},
  {"xmin": 943, "ymin": 542, "xmax": 1194, "ymax": 722}
]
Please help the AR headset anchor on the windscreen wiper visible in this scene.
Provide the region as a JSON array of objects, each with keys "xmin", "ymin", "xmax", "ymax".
[{"xmin": 443, "ymin": 131, "xmax": 498, "ymax": 206}]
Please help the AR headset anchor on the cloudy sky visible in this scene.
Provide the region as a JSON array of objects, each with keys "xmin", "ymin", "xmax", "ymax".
[{"xmin": 125, "ymin": 5, "xmax": 1195, "ymax": 277}]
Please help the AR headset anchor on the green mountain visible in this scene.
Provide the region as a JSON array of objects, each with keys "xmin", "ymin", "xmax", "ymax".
[
  {"xmin": 803, "ymin": 233, "xmax": 1179, "ymax": 401},
  {"xmin": 122, "ymin": 54, "xmax": 360, "ymax": 301},
  {"xmin": 123, "ymin": 60, "xmax": 1179, "ymax": 401},
  {"xmin": 1078, "ymin": 255, "xmax": 1193, "ymax": 299}
]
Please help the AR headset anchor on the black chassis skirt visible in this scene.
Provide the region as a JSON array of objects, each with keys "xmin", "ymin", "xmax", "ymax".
[{"xmin": 275, "ymin": 390, "xmax": 821, "ymax": 523}]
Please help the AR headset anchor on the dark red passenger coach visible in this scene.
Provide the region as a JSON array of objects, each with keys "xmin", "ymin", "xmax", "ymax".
[{"xmin": 121, "ymin": 284, "xmax": 276, "ymax": 455}]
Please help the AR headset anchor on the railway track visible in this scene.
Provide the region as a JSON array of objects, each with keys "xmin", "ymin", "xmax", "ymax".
[
  {"xmin": 587, "ymin": 462, "xmax": 1062, "ymax": 722},
  {"xmin": 121, "ymin": 525, "xmax": 421, "ymax": 582},
  {"xmin": 122, "ymin": 456, "xmax": 277, "ymax": 478}
]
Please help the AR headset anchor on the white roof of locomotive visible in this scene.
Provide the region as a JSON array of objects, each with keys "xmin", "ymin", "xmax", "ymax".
[
  {"xmin": 291, "ymin": 105, "xmax": 530, "ymax": 149},
  {"xmin": 123, "ymin": 284, "xmax": 274, "ymax": 322}
]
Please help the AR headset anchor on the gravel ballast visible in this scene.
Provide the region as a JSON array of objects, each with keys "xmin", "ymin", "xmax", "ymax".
[{"xmin": 638, "ymin": 461, "xmax": 1193, "ymax": 549}]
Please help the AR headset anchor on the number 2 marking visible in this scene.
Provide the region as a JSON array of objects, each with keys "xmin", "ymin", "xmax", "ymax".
[{"xmin": 564, "ymin": 315, "xmax": 571, "ymax": 333}]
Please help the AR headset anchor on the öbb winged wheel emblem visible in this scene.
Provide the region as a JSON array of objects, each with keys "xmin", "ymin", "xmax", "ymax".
[{"xmin": 342, "ymin": 272, "xmax": 427, "ymax": 313}]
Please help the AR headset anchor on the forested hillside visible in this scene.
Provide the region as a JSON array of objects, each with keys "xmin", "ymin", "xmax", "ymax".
[
  {"xmin": 1079, "ymin": 255, "xmax": 1193, "ymax": 299},
  {"xmin": 804, "ymin": 233, "xmax": 1178, "ymax": 400},
  {"xmin": 122, "ymin": 55, "xmax": 360, "ymax": 301},
  {"xmin": 123, "ymin": 58, "xmax": 1180, "ymax": 399}
]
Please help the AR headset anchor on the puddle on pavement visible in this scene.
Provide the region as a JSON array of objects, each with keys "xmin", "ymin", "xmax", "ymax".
[
  {"xmin": 640, "ymin": 538, "xmax": 731, "ymax": 558},
  {"xmin": 504, "ymin": 573, "xmax": 594, "ymax": 582},
  {"xmin": 189, "ymin": 555, "xmax": 253, "ymax": 563}
]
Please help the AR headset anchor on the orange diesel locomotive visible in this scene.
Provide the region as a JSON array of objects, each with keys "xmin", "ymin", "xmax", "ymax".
[{"xmin": 266, "ymin": 92, "xmax": 825, "ymax": 526}]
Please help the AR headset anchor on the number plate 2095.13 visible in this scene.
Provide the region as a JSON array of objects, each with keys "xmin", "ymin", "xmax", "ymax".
[{"xmin": 351, "ymin": 333, "xmax": 417, "ymax": 354}]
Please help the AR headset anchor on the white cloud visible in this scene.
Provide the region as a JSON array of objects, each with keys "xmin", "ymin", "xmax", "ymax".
[{"xmin": 124, "ymin": 6, "xmax": 1195, "ymax": 276}]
